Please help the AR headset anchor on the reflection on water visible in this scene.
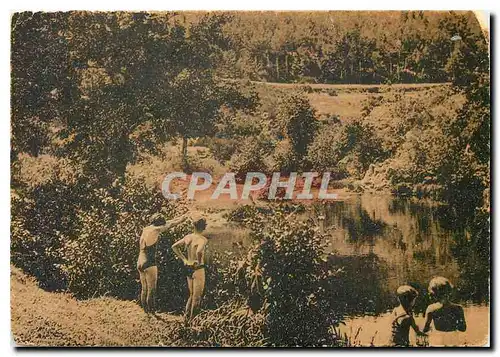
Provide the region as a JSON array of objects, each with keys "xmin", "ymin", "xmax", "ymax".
[
  {"xmin": 206, "ymin": 194, "xmax": 489, "ymax": 320},
  {"xmin": 313, "ymin": 194, "xmax": 489, "ymax": 316}
]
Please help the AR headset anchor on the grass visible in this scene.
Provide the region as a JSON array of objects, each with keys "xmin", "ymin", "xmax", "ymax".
[
  {"xmin": 11, "ymin": 266, "xmax": 187, "ymax": 346},
  {"xmin": 11, "ymin": 264, "xmax": 263, "ymax": 347}
]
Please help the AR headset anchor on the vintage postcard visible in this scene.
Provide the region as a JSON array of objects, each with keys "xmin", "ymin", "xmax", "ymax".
[{"xmin": 10, "ymin": 10, "xmax": 490, "ymax": 347}]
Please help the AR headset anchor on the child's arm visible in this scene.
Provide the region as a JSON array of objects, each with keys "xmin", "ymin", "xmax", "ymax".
[
  {"xmin": 457, "ymin": 306, "xmax": 467, "ymax": 332},
  {"xmin": 410, "ymin": 315, "xmax": 426, "ymax": 336},
  {"xmin": 171, "ymin": 236, "xmax": 188, "ymax": 265},
  {"xmin": 157, "ymin": 214, "xmax": 188, "ymax": 233},
  {"xmin": 422, "ymin": 307, "xmax": 433, "ymax": 333}
]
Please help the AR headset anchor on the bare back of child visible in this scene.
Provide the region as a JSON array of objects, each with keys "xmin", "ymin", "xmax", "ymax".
[
  {"xmin": 423, "ymin": 277, "xmax": 466, "ymax": 333},
  {"xmin": 391, "ymin": 285, "xmax": 425, "ymax": 347},
  {"xmin": 172, "ymin": 217, "xmax": 208, "ymax": 322}
]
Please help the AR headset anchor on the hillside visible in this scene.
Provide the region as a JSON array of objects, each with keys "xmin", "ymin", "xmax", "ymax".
[
  {"xmin": 11, "ymin": 266, "xmax": 185, "ymax": 347},
  {"xmin": 17, "ymin": 82, "xmax": 458, "ymax": 190}
]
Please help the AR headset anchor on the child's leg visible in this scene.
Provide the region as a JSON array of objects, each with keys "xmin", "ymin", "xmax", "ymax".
[
  {"xmin": 191, "ymin": 268, "xmax": 206, "ymax": 319},
  {"xmin": 144, "ymin": 266, "xmax": 158, "ymax": 313},
  {"xmin": 139, "ymin": 270, "xmax": 148, "ymax": 312},
  {"xmin": 185, "ymin": 275, "xmax": 194, "ymax": 321}
]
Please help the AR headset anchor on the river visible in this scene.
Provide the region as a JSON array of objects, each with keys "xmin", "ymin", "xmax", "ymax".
[{"xmin": 202, "ymin": 193, "xmax": 490, "ymax": 346}]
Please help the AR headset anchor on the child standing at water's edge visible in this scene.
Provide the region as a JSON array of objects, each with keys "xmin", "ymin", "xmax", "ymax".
[
  {"xmin": 137, "ymin": 213, "xmax": 188, "ymax": 313},
  {"xmin": 423, "ymin": 277, "xmax": 466, "ymax": 346},
  {"xmin": 391, "ymin": 285, "xmax": 426, "ymax": 346},
  {"xmin": 172, "ymin": 217, "xmax": 209, "ymax": 323}
]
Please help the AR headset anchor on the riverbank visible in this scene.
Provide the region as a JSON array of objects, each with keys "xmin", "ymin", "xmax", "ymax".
[
  {"xmin": 10, "ymin": 266, "xmax": 186, "ymax": 347},
  {"xmin": 12, "ymin": 263, "xmax": 489, "ymax": 347}
]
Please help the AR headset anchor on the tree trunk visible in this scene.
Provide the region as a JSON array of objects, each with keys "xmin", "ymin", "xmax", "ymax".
[
  {"xmin": 285, "ymin": 54, "xmax": 289, "ymax": 80},
  {"xmin": 182, "ymin": 136, "xmax": 188, "ymax": 169},
  {"xmin": 359, "ymin": 59, "xmax": 362, "ymax": 84},
  {"xmin": 276, "ymin": 56, "xmax": 280, "ymax": 82}
]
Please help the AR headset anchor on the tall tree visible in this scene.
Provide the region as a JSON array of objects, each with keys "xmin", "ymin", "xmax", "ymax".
[{"xmin": 11, "ymin": 12, "xmax": 71, "ymax": 160}]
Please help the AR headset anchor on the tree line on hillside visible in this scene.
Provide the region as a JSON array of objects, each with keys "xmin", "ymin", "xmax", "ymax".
[{"xmin": 204, "ymin": 11, "xmax": 483, "ymax": 84}]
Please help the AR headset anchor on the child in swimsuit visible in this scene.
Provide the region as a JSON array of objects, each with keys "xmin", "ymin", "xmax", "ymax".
[
  {"xmin": 172, "ymin": 217, "xmax": 208, "ymax": 322},
  {"xmin": 137, "ymin": 213, "xmax": 187, "ymax": 313},
  {"xmin": 391, "ymin": 285, "xmax": 426, "ymax": 346},
  {"xmin": 423, "ymin": 277, "xmax": 466, "ymax": 346}
]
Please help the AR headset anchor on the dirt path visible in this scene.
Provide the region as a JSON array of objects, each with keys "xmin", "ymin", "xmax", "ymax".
[
  {"xmin": 221, "ymin": 78, "xmax": 450, "ymax": 91},
  {"xmin": 10, "ymin": 266, "xmax": 185, "ymax": 347}
]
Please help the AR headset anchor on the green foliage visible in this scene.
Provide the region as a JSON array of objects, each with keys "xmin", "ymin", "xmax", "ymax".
[
  {"xmin": 246, "ymin": 207, "xmax": 341, "ymax": 346},
  {"xmin": 216, "ymin": 11, "xmax": 482, "ymax": 84},
  {"xmin": 435, "ymin": 12, "xmax": 489, "ymax": 211},
  {"xmin": 309, "ymin": 120, "xmax": 387, "ymax": 179},
  {"xmin": 11, "ymin": 12, "xmax": 258, "ymax": 183},
  {"xmin": 277, "ymin": 92, "xmax": 318, "ymax": 163},
  {"xmin": 207, "ymin": 112, "xmax": 263, "ymax": 163},
  {"xmin": 59, "ymin": 177, "xmax": 176, "ymax": 299},
  {"xmin": 306, "ymin": 124, "xmax": 345, "ymax": 176},
  {"xmin": 452, "ymin": 209, "xmax": 490, "ymax": 303},
  {"xmin": 11, "ymin": 174, "xmax": 242, "ymax": 312},
  {"xmin": 225, "ymin": 205, "xmax": 260, "ymax": 223},
  {"xmin": 228, "ymin": 136, "xmax": 273, "ymax": 180},
  {"xmin": 439, "ymin": 14, "xmax": 489, "ymax": 208},
  {"xmin": 268, "ymin": 140, "xmax": 299, "ymax": 174},
  {"xmin": 11, "ymin": 179, "xmax": 82, "ymax": 291},
  {"xmin": 11, "ymin": 12, "xmax": 70, "ymax": 160},
  {"xmin": 184, "ymin": 299, "xmax": 266, "ymax": 347},
  {"xmin": 11, "ymin": 175, "xmax": 189, "ymax": 305},
  {"xmin": 207, "ymin": 137, "xmax": 240, "ymax": 163}
]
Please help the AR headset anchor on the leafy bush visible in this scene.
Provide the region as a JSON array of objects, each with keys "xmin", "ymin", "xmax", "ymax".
[
  {"xmin": 11, "ymin": 175, "xmax": 195, "ymax": 308},
  {"xmin": 268, "ymin": 139, "xmax": 299, "ymax": 173},
  {"xmin": 58, "ymin": 177, "xmax": 185, "ymax": 301},
  {"xmin": 224, "ymin": 205, "xmax": 260, "ymax": 223},
  {"xmin": 11, "ymin": 171, "xmax": 241, "ymax": 313},
  {"xmin": 228, "ymin": 137, "xmax": 272, "ymax": 181},
  {"xmin": 337, "ymin": 120, "xmax": 388, "ymax": 179},
  {"xmin": 277, "ymin": 92, "xmax": 318, "ymax": 157},
  {"xmin": 308, "ymin": 119, "xmax": 388, "ymax": 180},
  {"xmin": 245, "ymin": 207, "xmax": 342, "ymax": 346},
  {"xmin": 306, "ymin": 124, "xmax": 346, "ymax": 177},
  {"xmin": 11, "ymin": 179, "xmax": 83, "ymax": 291},
  {"xmin": 206, "ymin": 137, "xmax": 240, "ymax": 163}
]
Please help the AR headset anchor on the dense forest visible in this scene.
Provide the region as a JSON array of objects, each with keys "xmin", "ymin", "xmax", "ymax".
[{"xmin": 204, "ymin": 11, "xmax": 483, "ymax": 83}]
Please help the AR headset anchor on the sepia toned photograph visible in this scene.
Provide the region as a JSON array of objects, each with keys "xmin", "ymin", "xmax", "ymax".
[{"xmin": 10, "ymin": 10, "xmax": 490, "ymax": 347}]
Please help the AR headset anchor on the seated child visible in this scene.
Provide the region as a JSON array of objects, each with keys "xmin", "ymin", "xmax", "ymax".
[
  {"xmin": 391, "ymin": 285, "xmax": 426, "ymax": 346},
  {"xmin": 423, "ymin": 276, "xmax": 466, "ymax": 333}
]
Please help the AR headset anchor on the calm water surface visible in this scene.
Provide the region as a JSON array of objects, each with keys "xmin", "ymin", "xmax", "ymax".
[{"xmin": 206, "ymin": 193, "xmax": 489, "ymax": 323}]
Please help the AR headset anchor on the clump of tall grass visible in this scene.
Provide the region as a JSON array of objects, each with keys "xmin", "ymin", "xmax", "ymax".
[{"xmin": 179, "ymin": 299, "xmax": 266, "ymax": 347}]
